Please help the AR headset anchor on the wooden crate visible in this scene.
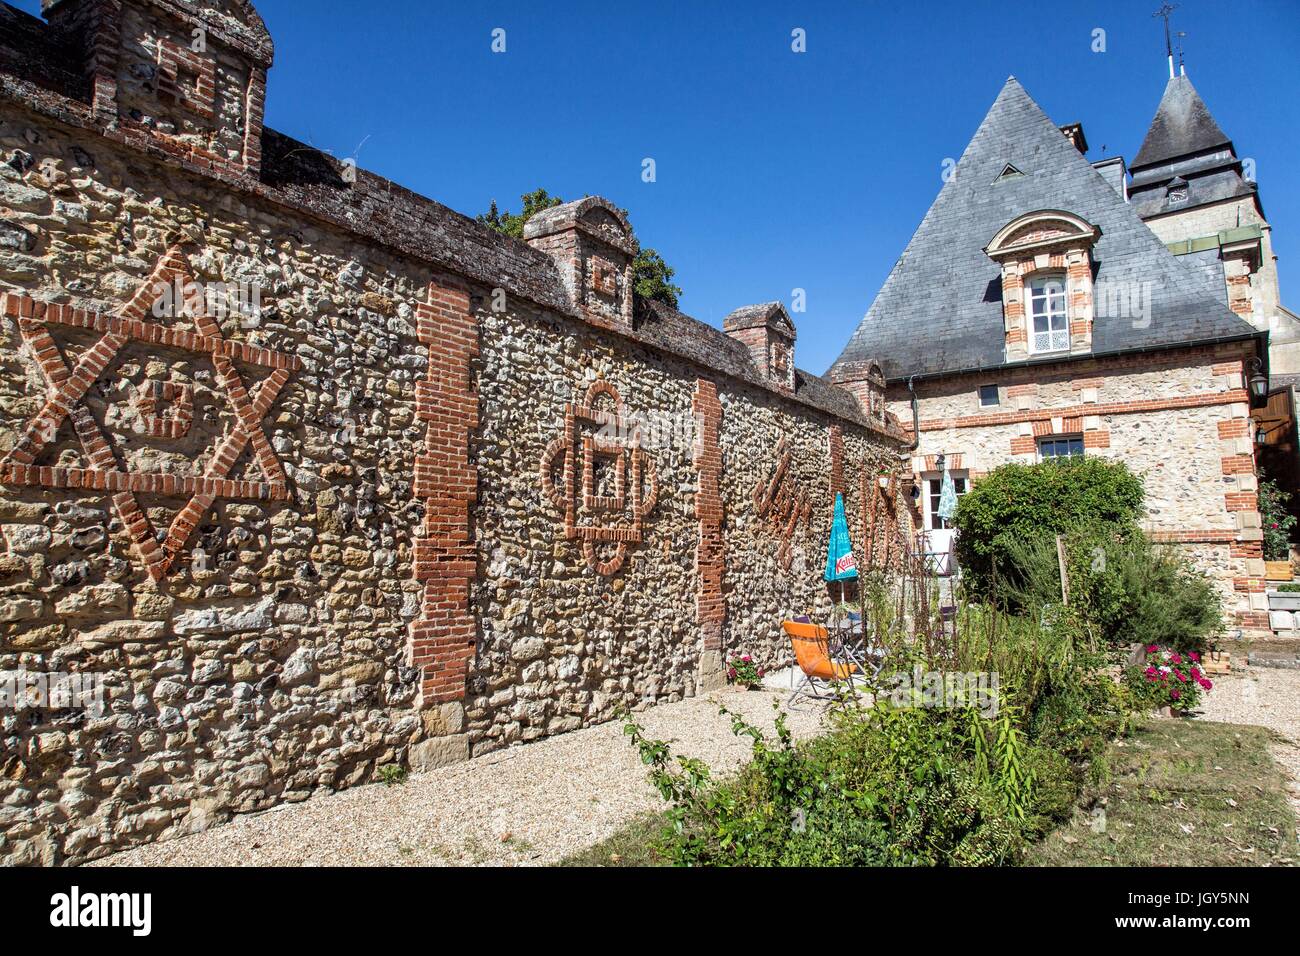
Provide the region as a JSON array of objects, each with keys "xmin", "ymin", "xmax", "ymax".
[{"xmin": 1202, "ymin": 652, "xmax": 1232, "ymax": 676}]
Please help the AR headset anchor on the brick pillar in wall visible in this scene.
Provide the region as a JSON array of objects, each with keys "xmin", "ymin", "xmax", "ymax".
[
  {"xmin": 828, "ymin": 425, "xmax": 845, "ymax": 501},
  {"xmin": 693, "ymin": 378, "xmax": 726, "ymax": 691},
  {"xmin": 408, "ymin": 281, "xmax": 479, "ymax": 760},
  {"xmin": 1213, "ymin": 376, "xmax": 1269, "ymax": 633}
]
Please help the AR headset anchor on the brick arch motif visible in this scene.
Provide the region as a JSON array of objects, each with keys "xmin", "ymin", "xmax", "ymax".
[{"xmin": 538, "ymin": 378, "xmax": 659, "ymax": 576}]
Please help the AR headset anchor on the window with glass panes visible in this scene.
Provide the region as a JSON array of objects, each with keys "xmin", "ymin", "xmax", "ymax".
[
  {"xmin": 927, "ymin": 475, "xmax": 967, "ymax": 529},
  {"xmin": 1027, "ymin": 275, "xmax": 1069, "ymax": 353},
  {"xmin": 1038, "ymin": 436, "xmax": 1084, "ymax": 460}
]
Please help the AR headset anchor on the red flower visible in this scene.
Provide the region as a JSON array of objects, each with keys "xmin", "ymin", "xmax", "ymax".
[
  {"xmin": 1170, "ymin": 653, "xmax": 1182, "ymax": 665},
  {"xmin": 1171, "ymin": 689, "xmax": 1181, "ymax": 701},
  {"xmin": 1191, "ymin": 667, "xmax": 1201, "ymax": 679},
  {"xmin": 727, "ymin": 667, "xmax": 737, "ymax": 679},
  {"xmin": 1146, "ymin": 644, "xmax": 1159, "ymax": 653},
  {"xmin": 1189, "ymin": 652, "xmax": 1201, "ymax": 663}
]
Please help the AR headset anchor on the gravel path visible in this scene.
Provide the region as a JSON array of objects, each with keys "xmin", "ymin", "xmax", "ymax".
[
  {"xmin": 1197, "ymin": 666, "xmax": 1300, "ymax": 835},
  {"xmin": 92, "ymin": 688, "xmax": 828, "ymax": 867}
]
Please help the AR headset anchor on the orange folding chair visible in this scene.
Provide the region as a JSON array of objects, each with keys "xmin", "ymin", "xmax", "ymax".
[{"xmin": 783, "ymin": 620, "xmax": 859, "ymax": 706}]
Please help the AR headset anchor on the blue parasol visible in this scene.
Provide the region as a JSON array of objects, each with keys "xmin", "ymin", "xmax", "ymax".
[{"xmin": 824, "ymin": 493, "xmax": 859, "ymax": 582}]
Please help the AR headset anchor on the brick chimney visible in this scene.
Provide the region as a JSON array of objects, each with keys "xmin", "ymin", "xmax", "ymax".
[
  {"xmin": 42, "ymin": 0, "xmax": 274, "ymax": 177},
  {"xmin": 722, "ymin": 302, "xmax": 796, "ymax": 394},
  {"xmin": 524, "ymin": 197, "xmax": 638, "ymax": 335},
  {"xmin": 829, "ymin": 359, "xmax": 887, "ymax": 424}
]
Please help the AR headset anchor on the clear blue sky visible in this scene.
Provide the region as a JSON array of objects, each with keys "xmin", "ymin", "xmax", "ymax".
[{"xmin": 13, "ymin": 0, "xmax": 1300, "ymax": 374}]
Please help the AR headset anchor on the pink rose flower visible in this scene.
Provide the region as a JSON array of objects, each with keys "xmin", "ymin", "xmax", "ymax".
[
  {"xmin": 1146, "ymin": 645, "xmax": 1159, "ymax": 653},
  {"xmin": 1189, "ymin": 652, "xmax": 1200, "ymax": 663},
  {"xmin": 1171, "ymin": 689, "xmax": 1181, "ymax": 701}
]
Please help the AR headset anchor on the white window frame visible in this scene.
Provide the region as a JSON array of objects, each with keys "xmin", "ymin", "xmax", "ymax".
[
  {"xmin": 923, "ymin": 470, "xmax": 969, "ymax": 531},
  {"xmin": 1026, "ymin": 274, "xmax": 1069, "ymax": 354}
]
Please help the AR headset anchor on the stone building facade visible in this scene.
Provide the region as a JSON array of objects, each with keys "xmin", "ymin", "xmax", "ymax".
[
  {"xmin": 0, "ymin": 0, "xmax": 908, "ymax": 863},
  {"xmin": 833, "ymin": 77, "xmax": 1274, "ymax": 636}
]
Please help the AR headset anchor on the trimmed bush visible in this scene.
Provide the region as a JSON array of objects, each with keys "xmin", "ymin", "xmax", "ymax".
[{"xmin": 952, "ymin": 458, "xmax": 1145, "ymax": 600}]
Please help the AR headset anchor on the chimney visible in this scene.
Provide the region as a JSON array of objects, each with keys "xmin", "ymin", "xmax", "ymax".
[
  {"xmin": 42, "ymin": 0, "xmax": 274, "ymax": 177},
  {"xmin": 829, "ymin": 360, "xmax": 887, "ymax": 424},
  {"xmin": 524, "ymin": 197, "xmax": 638, "ymax": 335},
  {"xmin": 723, "ymin": 303, "xmax": 797, "ymax": 394},
  {"xmin": 1059, "ymin": 122, "xmax": 1089, "ymax": 155}
]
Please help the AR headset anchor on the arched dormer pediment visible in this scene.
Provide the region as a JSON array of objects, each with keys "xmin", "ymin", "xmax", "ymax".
[{"xmin": 984, "ymin": 210, "xmax": 1100, "ymax": 262}]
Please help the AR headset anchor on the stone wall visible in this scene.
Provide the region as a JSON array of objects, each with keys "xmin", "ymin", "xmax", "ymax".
[{"xmin": 0, "ymin": 1, "xmax": 907, "ymax": 863}]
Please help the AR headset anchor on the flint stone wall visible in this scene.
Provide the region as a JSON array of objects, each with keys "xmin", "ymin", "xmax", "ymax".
[{"xmin": 0, "ymin": 94, "xmax": 905, "ymax": 862}]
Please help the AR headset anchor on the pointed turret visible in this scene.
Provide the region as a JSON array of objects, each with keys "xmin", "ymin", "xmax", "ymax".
[{"xmin": 1132, "ymin": 74, "xmax": 1231, "ymax": 170}]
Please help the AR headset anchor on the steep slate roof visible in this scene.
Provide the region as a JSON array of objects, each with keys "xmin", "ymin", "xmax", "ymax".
[
  {"xmin": 833, "ymin": 77, "xmax": 1258, "ymax": 382},
  {"xmin": 1127, "ymin": 73, "xmax": 1257, "ymax": 221},
  {"xmin": 1131, "ymin": 74, "xmax": 1231, "ymax": 170}
]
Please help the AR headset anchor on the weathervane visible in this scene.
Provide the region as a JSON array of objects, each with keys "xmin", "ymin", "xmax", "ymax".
[{"xmin": 1153, "ymin": 3, "xmax": 1178, "ymax": 78}]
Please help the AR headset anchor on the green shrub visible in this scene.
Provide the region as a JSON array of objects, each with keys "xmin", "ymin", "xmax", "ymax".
[
  {"xmin": 1259, "ymin": 479, "xmax": 1297, "ymax": 561},
  {"xmin": 953, "ymin": 458, "xmax": 1145, "ymax": 600},
  {"xmin": 625, "ymin": 703, "xmax": 1027, "ymax": 867},
  {"xmin": 1069, "ymin": 534, "xmax": 1222, "ymax": 654}
]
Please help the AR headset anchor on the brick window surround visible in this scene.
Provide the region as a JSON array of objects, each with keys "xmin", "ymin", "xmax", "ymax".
[{"xmin": 984, "ymin": 210, "xmax": 1100, "ymax": 363}]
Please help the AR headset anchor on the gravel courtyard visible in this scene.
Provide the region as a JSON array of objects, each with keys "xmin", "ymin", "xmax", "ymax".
[
  {"xmin": 90, "ymin": 666, "xmax": 1300, "ymax": 867},
  {"xmin": 93, "ymin": 687, "xmax": 827, "ymax": 867}
]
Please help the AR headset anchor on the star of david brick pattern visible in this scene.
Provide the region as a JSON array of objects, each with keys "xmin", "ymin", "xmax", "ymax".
[{"xmin": 0, "ymin": 245, "xmax": 299, "ymax": 581}]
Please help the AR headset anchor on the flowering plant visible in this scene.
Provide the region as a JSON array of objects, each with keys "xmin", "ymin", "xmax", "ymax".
[
  {"xmin": 727, "ymin": 654, "xmax": 764, "ymax": 689},
  {"xmin": 1126, "ymin": 645, "xmax": 1213, "ymax": 713}
]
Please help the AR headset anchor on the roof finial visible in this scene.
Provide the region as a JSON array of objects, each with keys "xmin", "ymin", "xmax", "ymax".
[
  {"xmin": 1175, "ymin": 30, "xmax": 1187, "ymax": 74},
  {"xmin": 1153, "ymin": 3, "xmax": 1178, "ymax": 79}
]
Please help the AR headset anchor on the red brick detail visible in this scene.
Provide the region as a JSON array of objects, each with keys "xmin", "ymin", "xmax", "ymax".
[
  {"xmin": 1010, "ymin": 435, "xmax": 1037, "ymax": 455},
  {"xmin": 828, "ymin": 425, "xmax": 845, "ymax": 499},
  {"xmin": 408, "ymin": 281, "xmax": 479, "ymax": 708},
  {"xmin": 1005, "ymin": 383, "xmax": 1038, "ymax": 398},
  {"xmin": 1236, "ymin": 611, "xmax": 1270, "ymax": 630},
  {"xmin": 133, "ymin": 379, "xmax": 194, "ymax": 439},
  {"xmin": 1217, "ymin": 419, "xmax": 1249, "ymax": 439},
  {"xmin": 920, "ymin": 389, "xmax": 1248, "ymax": 433},
  {"xmin": 242, "ymin": 67, "xmax": 267, "ymax": 174},
  {"xmin": 1071, "ymin": 377, "xmax": 1103, "ymax": 391},
  {"xmin": 922, "ymin": 453, "xmax": 963, "ymax": 472},
  {"xmin": 1082, "ymin": 430, "xmax": 1110, "ymax": 449},
  {"xmin": 537, "ymin": 381, "xmax": 659, "ymax": 576},
  {"xmin": 1230, "ymin": 541, "xmax": 1264, "ymax": 559},
  {"xmin": 693, "ymin": 379, "xmax": 725, "ymax": 653},
  {"xmin": 0, "ymin": 251, "xmax": 294, "ymax": 580},
  {"xmin": 1221, "ymin": 454, "xmax": 1256, "ymax": 475},
  {"xmin": 1212, "ymin": 361, "xmax": 1243, "ymax": 376},
  {"xmin": 1224, "ymin": 493, "xmax": 1258, "ymax": 512},
  {"xmin": 1232, "ymin": 577, "xmax": 1267, "ymax": 593},
  {"xmin": 157, "ymin": 38, "xmax": 217, "ymax": 119},
  {"xmin": 1150, "ymin": 530, "xmax": 1239, "ymax": 545},
  {"xmin": 753, "ymin": 438, "xmax": 812, "ymax": 570}
]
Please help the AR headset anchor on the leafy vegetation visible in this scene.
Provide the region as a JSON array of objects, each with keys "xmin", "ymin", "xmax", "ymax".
[
  {"xmin": 952, "ymin": 458, "xmax": 1144, "ymax": 601},
  {"xmin": 1259, "ymin": 478, "xmax": 1297, "ymax": 562},
  {"xmin": 478, "ymin": 188, "xmax": 683, "ymax": 307}
]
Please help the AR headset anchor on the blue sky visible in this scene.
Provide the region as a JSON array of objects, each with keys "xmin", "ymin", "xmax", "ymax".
[{"xmin": 13, "ymin": 0, "xmax": 1300, "ymax": 374}]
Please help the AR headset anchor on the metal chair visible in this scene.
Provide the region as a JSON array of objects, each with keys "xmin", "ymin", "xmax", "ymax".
[{"xmin": 783, "ymin": 620, "xmax": 859, "ymax": 706}]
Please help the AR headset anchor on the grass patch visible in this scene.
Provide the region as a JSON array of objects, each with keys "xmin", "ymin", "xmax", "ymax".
[
  {"xmin": 1027, "ymin": 719, "xmax": 1297, "ymax": 866},
  {"xmin": 556, "ymin": 813, "xmax": 668, "ymax": 867}
]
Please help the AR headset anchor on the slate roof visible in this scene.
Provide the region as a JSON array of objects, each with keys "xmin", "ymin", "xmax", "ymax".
[
  {"xmin": 1127, "ymin": 74, "xmax": 1257, "ymax": 221},
  {"xmin": 1131, "ymin": 74, "xmax": 1231, "ymax": 170},
  {"xmin": 832, "ymin": 77, "xmax": 1259, "ymax": 382}
]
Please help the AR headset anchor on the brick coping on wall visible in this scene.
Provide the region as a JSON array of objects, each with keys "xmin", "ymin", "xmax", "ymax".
[{"xmin": 0, "ymin": 70, "xmax": 908, "ymax": 445}]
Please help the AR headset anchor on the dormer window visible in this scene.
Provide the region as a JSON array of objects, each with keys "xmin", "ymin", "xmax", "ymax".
[
  {"xmin": 1166, "ymin": 177, "xmax": 1189, "ymax": 205},
  {"xmin": 1027, "ymin": 275, "xmax": 1069, "ymax": 353},
  {"xmin": 984, "ymin": 209, "xmax": 1100, "ymax": 362}
]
